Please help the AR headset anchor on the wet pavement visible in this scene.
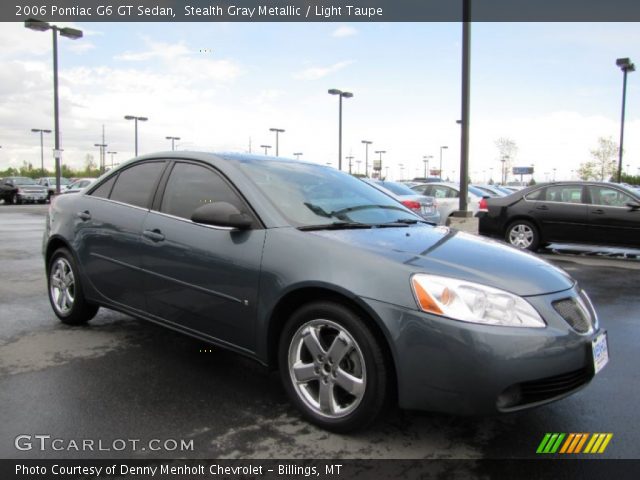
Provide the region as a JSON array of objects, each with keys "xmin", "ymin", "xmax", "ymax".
[{"xmin": 1, "ymin": 203, "xmax": 638, "ymax": 464}]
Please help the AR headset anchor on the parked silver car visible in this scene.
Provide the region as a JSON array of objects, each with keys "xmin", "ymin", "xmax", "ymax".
[
  {"xmin": 362, "ymin": 179, "xmax": 441, "ymax": 224},
  {"xmin": 411, "ymin": 182, "xmax": 488, "ymax": 223}
]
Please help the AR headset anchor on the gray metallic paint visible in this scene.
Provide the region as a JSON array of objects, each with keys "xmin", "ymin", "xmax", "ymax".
[{"xmin": 44, "ymin": 152, "xmax": 604, "ymax": 414}]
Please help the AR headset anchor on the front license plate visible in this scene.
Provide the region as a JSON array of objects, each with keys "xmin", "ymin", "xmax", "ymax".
[{"xmin": 592, "ymin": 331, "xmax": 609, "ymax": 375}]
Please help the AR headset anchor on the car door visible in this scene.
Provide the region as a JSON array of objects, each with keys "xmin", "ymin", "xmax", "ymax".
[
  {"xmin": 75, "ymin": 160, "xmax": 167, "ymax": 312},
  {"xmin": 530, "ymin": 184, "xmax": 588, "ymax": 243},
  {"xmin": 141, "ymin": 161, "xmax": 265, "ymax": 352},
  {"xmin": 587, "ymin": 185, "xmax": 640, "ymax": 247}
]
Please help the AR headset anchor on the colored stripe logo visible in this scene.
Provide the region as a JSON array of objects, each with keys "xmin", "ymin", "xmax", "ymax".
[{"xmin": 537, "ymin": 433, "xmax": 613, "ymax": 454}]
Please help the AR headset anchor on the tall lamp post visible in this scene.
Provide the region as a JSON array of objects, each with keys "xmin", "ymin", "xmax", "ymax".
[
  {"xmin": 423, "ymin": 155, "xmax": 433, "ymax": 179},
  {"xmin": 31, "ymin": 128, "xmax": 51, "ymax": 174},
  {"xmin": 361, "ymin": 140, "xmax": 372, "ymax": 177},
  {"xmin": 107, "ymin": 151, "xmax": 118, "ymax": 169},
  {"xmin": 260, "ymin": 145, "xmax": 271, "ymax": 155},
  {"xmin": 346, "ymin": 155, "xmax": 355, "ymax": 174},
  {"xmin": 124, "ymin": 115, "xmax": 148, "ymax": 156},
  {"xmin": 269, "ymin": 128, "xmax": 285, "ymax": 156},
  {"xmin": 375, "ymin": 150, "xmax": 386, "ymax": 178},
  {"xmin": 439, "ymin": 146, "xmax": 448, "ymax": 179},
  {"xmin": 166, "ymin": 136, "xmax": 180, "ymax": 151},
  {"xmin": 25, "ymin": 18, "xmax": 82, "ymax": 194},
  {"xmin": 94, "ymin": 143, "xmax": 107, "ymax": 173},
  {"xmin": 328, "ymin": 89, "xmax": 353, "ymax": 171},
  {"xmin": 616, "ymin": 57, "xmax": 635, "ymax": 183},
  {"xmin": 293, "ymin": 152, "xmax": 303, "ymax": 160}
]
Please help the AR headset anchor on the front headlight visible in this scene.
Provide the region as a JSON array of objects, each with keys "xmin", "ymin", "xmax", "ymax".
[{"xmin": 411, "ymin": 274, "xmax": 546, "ymax": 328}]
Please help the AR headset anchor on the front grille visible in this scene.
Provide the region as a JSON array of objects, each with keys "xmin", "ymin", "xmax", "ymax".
[
  {"xmin": 497, "ymin": 367, "xmax": 593, "ymax": 410},
  {"xmin": 553, "ymin": 297, "xmax": 592, "ymax": 334}
]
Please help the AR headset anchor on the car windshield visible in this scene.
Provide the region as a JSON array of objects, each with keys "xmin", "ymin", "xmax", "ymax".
[
  {"xmin": 12, "ymin": 177, "xmax": 37, "ymax": 185},
  {"xmin": 375, "ymin": 181, "xmax": 416, "ymax": 196},
  {"xmin": 237, "ymin": 159, "xmax": 421, "ymax": 227}
]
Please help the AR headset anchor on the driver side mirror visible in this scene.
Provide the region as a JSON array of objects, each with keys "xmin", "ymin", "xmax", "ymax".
[
  {"xmin": 626, "ymin": 202, "xmax": 640, "ymax": 211},
  {"xmin": 191, "ymin": 202, "xmax": 253, "ymax": 229}
]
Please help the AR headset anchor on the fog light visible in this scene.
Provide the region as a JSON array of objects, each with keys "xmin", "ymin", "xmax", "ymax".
[{"xmin": 497, "ymin": 384, "xmax": 522, "ymax": 409}]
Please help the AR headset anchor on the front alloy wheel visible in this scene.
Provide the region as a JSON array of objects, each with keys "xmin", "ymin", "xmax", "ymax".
[
  {"xmin": 288, "ymin": 319, "xmax": 366, "ymax": 419},
  {"xmin": 279, "ymin": 301, "xmax": 389, "ymax": 432}
]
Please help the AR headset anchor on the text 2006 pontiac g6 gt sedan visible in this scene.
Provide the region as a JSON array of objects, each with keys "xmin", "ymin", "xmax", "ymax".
[{"xmin": 43, "ymin": 152, "xmax": 609, "ymax": 432}]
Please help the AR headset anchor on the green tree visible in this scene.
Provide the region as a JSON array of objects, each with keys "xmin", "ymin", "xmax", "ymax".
[{"xmin": 578, "ymin": 137, "xmax": 619, "ymax": 181}]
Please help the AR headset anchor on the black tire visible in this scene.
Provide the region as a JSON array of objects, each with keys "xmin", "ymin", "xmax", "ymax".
[
  {"xmin": 10, "ymin": 193, "xmax": 21, "ymax": 205},
  {"xmin": 278, "ymin": 301, "xmax": 389, "ymax": 432},
  {"xmin": 505, "ymin": 219, "xmax": 540, "ymax": 251},
  {"xmin": 47, "ymin": 248, "xmax": 99, "ymax": 325}
]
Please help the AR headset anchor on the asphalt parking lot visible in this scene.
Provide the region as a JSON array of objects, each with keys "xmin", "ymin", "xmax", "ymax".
[{"xmin": 1, "ymin": 203, "xmax": 639, "ymax": 463}]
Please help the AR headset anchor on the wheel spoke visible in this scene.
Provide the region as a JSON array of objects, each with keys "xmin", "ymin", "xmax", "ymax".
[
  {"xmin": 318, "ymin": 380, "xmax": 335, "ymax": 414},
  {"xmin": 57, "ymin": 289, "xmax": 66, "ymax": 309},
  {"xmin": 335, "ymin": 368, "xmax": 365, "ymax": 397},
  {"xmin": 293, "ymin": 361, "xmax": 318, "ymax": 383},
  {"xmin": 302, "ymin": 327, "xmax": 325, "ymax": 358},
  {"xmin": 327, "ymin": 332, "xmax": 352, "ymax": 365}
]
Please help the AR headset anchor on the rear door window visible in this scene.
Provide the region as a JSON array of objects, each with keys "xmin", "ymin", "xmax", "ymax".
[
  {"xmin": 108, "ymin": 162, "xmax": 165, "ymax": 208},
  {"xmin": 544, "ymin": 185, "xmax": 583, "ymax": 204}
]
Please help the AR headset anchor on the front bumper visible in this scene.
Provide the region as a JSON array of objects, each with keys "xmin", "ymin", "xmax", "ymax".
[
  {"xmin": 18, "ymin": 192, "xmax": 47, "ymax": 202},
  {"xmin": 363, "ymin": 286, "xmax": 603, "ymax": 415}
]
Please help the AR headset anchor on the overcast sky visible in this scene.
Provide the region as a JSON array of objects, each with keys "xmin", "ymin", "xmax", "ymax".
[{"xmin": 1, "ymin": 21, "xmax": 638, "ymax": 182}]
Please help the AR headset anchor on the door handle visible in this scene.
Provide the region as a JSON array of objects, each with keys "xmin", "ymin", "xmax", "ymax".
[
  {"xmin": 143, "ymin": 229, "xmax": 165, "ymax": 242},
  {"xmin": 77, "ymin": 210, "xmax": 91, "ymax": 221},
  {"xmin": 591, "ymin": 209, "xmax": 605, "ymax": 215},
  {"xmin": 536, "ymin": 205, "xmax": 549, "ymax": 211}
]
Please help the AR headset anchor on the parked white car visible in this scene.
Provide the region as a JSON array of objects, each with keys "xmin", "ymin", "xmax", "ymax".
[
  {"xmin": 64, "ymin": 178, "xmax": 97, "ymax": 194},
  {"xmin": 411, "ymin": 182, "xmax": 488, "ymax": 223}
]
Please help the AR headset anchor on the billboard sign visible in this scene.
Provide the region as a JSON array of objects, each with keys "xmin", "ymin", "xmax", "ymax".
[{"xmin": 513, "ymin": 166, "xmax": 534, "ymax": 175}]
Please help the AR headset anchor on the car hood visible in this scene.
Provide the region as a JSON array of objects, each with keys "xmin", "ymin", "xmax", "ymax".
[{"xmin": 309, "ymin": 225, "xmax": 574, "ymax": 297}]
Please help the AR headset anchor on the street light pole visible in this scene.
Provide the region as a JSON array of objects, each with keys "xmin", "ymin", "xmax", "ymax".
[
  {"xmin": 439, "ymin": 146, "xmax": 448, "ymax": 179},
  {"xmin": 124, "ymin": 115, "xmax": 148, "ymax": 156},
  {"xmin": 423, "ymin": 155, "xmax": 433, "ymax": 179},
  {"xmin": 260, "ymin": 145, "xmax": 271, "ymax": 155},
  {"xmin": 166, "ymin": 136, "xmax": 180, "ymax": 151},
  {"xmin": 374, "ymin": 150, "xmax": 386, "ymax": 178},
  {"xmin": 269, "ymin": 128, "xmax": 285, "ymax": 156},
  {"xmin": 25, "ymin": 19, "xmax": 82, "ymax": 194},
  {"xmin": 107, "ymin": 151, "xmax": 117, "ymax": 169},
  {"xmin": 94, "ymin": 143, "xmax": 107, "ymax": 173},
  {"xmin": 293, "ymin": 152, "xmax": 303, "ymax": 160},
  {"xmin": 346, "ymin": 155, "xmax": 354, "ymax": 174},
  {"xmin": 31, "ymin": 128, "xmax": 51, "ymax": 174},
  {"xmin": 328, "ymin": 89, "xmax": 353, "ymax": 171},
  {"xmin": 361, "ymin": 140, "xmax": 372, "ymax": 177},
  {"xmin": 616, "ymin": 57, "xmax": 635, "ymax": 183}
]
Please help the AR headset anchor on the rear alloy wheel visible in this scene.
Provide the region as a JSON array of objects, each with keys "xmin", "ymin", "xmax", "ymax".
[
  {"xmin": 48, "ymin": 248, "xmax": 99, "ymax": 325},
  {"xmin": 506, "ymin": 220, "xmax": 540, "ymax": 251},
  {"xmin": 279, "ymin": 301, "xmax": 389, "ymax": 432}
]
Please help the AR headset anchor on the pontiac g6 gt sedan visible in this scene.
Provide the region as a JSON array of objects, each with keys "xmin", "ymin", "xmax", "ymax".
[{"xmin": 43, "ymin": 152, "xmax": 609, "ymax": 432}]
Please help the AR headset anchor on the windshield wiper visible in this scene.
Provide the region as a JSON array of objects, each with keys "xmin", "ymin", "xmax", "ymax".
[{"xmin": 297, "ymin": 222, "xmax": 373, "ymax": 231}]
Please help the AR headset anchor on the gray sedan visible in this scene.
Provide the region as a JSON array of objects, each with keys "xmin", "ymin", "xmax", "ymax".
[
  {"xmin": 43, "ymin": 152, "xmax": 608, "ymax": 432},
  {"xmin": 362, "ymin": 178, "xmax": 441, "ymax": 224}
]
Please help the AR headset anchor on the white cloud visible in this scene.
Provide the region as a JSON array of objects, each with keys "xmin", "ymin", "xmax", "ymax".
[
  {"xmin": 331, "ymin": 26, "xmax": 358, "ymax": 38},
  {"xmin": 66, "ymin": 42, "xmax": 96, "ymax": 54},
  {"xmin": 293, "ymin": 61, "xmax": 354, "ymax": 80}
]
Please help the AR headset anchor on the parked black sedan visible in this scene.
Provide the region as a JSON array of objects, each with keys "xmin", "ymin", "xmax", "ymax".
[
  {"xmin": 43, "ymin": 154, "xmax": 608, "ymax": 431},
  {"xmin": 479, "ymin": 181, "xmax": 640, "ymax": 251}
]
